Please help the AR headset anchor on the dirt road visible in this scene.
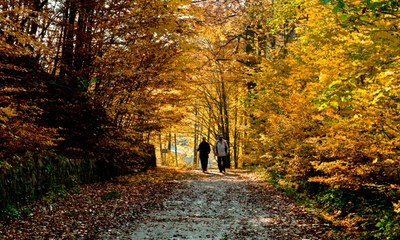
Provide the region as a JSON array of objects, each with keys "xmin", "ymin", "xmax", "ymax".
[{"xmin": 103, "ymin": 169, "xmax": 330, "ymax": 240}]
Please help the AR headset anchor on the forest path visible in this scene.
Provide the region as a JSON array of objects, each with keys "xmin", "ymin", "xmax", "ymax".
[{"xmin": 102, "ymin": 169, "xmax": 330, "ymax": 240}]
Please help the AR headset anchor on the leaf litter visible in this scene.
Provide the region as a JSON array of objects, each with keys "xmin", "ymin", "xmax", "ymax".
[
  {"xmin": 0, "ymin": 167, "xmax": 332, "ymax": 239},
  {"xmin": 103, "ymin": 169, "xmax": 333, "ymax": 240}
]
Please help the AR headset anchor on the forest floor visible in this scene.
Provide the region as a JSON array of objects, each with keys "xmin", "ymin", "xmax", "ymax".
[
  {"xmin": 101, "ymin": 168, "xmax": 333, "ymax": 240},
  {"xmin": 1, "ymin": 167, "xmax": 333, "ymax": 239}
]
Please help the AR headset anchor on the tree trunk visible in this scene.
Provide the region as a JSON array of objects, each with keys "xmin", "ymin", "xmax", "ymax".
[
  {"xmin": 74, "ymin": 0, "xmax": 95, "ymax": 80},
  {"xmin": 52, "ymin": 27, "xmax": 63, "ymax": 76},
  {"xmin": 234, "ymin": 100, "xmax": 238, "ymax": 169},
  {"xmin": 159, "ymin": 133, "xmax": 164, "ymax": 165},
  {"xmin": 60, "ymin": 0, "xmax": 77, "ymax": 78},
  {"xmin": 168, "ymin": 132, "xmax": 172, "ymax": 153},
  {"xmin": 74, "ymin": 1, "xmax": 86, "ymax": 72},
  {"xmin": 193, "ymin": 107, "xmax": 198, "ymax": 167},
  {"xmin": 174, "ymin": 133, "xmax": 178, "ymax": 166},
  {"xmin": 221, "ymin": 77, "xmax": 231, "ymax": 168},
  {"xmin": 29, "ymin": 0, "xmax": 40, "ymax": 36}
]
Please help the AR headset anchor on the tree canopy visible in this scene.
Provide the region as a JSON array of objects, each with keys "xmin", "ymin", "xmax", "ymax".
[{"xmin": 3, "ymin": 0, "xmax": 400, "ymax": 211}]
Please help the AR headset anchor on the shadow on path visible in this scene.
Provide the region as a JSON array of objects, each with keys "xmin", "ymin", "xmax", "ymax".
[{"xmin": 102, "ymin": 169, "xmax": 331, "ymax": 240}]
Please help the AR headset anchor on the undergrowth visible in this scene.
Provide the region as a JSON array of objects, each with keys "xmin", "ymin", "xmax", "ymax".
[{"xmin": 248, "ymin": 166, "xmax": 400, "ymax": 240}]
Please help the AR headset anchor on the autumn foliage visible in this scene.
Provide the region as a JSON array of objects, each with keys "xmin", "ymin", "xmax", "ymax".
[
  {"xmin": 216, "ymin": 0, "xmax": 399, "ymax": 191},
  {"xmin": 3, "ymin": 0, "xmax": 400, "ymax": 237},
  {"xmin": 0, "ymin": 0, "xmax": 196, "ymax": 210},
  {"xmin": 173, "ymin": 1, "xmax": 400, "ymax": 236},
  {"xmin": 231, "ymin": 2, "xmax": 400, "ymax": 235}
]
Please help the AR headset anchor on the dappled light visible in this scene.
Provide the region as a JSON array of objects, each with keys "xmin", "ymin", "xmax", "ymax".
[
  {"xmin": 102, "ymin": 168, "xmax": 330, "ymax": 239},
  {"xmin": 2, "ymin": 0, "xmax": 400, "ymax": 238}
]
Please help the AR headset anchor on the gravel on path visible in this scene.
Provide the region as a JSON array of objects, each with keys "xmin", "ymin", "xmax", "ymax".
[{"xmin": 103, "ymin": 169, "xmax": 331, "ymax": 240}]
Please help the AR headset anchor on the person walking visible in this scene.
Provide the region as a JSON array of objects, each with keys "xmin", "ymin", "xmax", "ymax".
[
  {"xmin": 214, "ymin": 134, "xmax": 229, "ymax": 173},
  {"xmin": 197, "ymin": 137, "xmax": 211, "ymax": 173}
]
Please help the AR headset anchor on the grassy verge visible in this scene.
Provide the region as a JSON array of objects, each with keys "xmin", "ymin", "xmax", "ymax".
[{"xmin": 247, "ymin": 166, "xmax": 400, "ymax": 240}]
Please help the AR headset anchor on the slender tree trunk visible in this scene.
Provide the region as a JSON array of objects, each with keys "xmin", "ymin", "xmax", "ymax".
[
  {"xmin": 29, "ymin": 0, "xmax": 40, "ymax": 36},
  {"xmin": 159, "ymin": 133, "xmax": 163, "ymax": 165},
  {"xmin": 207, "ymin": 125, "xmax": 210, "ymax": 143},
  {"xmin": 74, "ymin": 0, "xmax": 86, "ymax": 72},
  {"xmin": 60, "ymin": 0, "xmax": 77, "ymax": 78},
  {"xmin": 74, "ymin": 0, "xmax": 95, "ymax": 80},
  {"xmin": 174, "ymin": 133, "xmax": 178, "ymax": 166},
  {"xmin": 146, "ymin": 131, "xmax": 151, "ymax": 144},
  {"xmin": 168, "ymin": 132, "xmax": 172, "ymax": 153},
  {"xmin": 234, "ymin": 100, "xmax": 238, "ymax": 169},
  {"xmin": 52, "ymin": 27, "xmax": 63, "ymax": 76},
  {"xmin": 193, "ymin": 107, "xmax": 198, "ymax": 167},
  {"xmin": 221, "ymin": 77, "xmax": 231, "ymax": 168}
]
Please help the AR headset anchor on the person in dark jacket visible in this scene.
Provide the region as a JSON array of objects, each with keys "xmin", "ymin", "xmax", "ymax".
[{"xmin": 197, "ymin": 137, "xmax": 211, "ymax": 173}]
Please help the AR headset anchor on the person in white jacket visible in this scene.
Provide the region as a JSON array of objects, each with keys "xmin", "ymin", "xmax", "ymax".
[{"xmin": 213, "ymin": 134, "xmax": 229, "ymax": 173}]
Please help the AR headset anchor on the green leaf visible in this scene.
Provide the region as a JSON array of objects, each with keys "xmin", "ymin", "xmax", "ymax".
[
  {"xmin": 347, "ymin": 7, "xmax": 359, "ymax": 12},
  {"xmin": 333, "ymin": 5, "xmax": 341, "ymax": 14},
  {"xmin": 340, "ymin": 14, "xmax": 348, "ymax": 21},
  {"xmin": 368, "ymin": 2, "xmax": 384, "ymax": 10},
  {"xmin": 333, "ymin": 1, "xmax": 346, "ymax": 14}
]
